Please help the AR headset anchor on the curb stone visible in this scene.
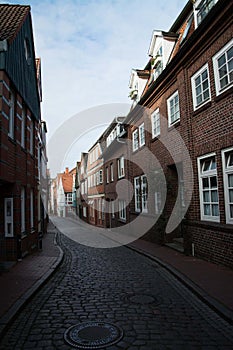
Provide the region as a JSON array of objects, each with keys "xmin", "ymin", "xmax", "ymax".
[
  {"xmin": 127, "ymin": 244, "xmax": 233, "ymax": 325},
  {"xmin": 0, "ymin": 232, "xmax": 64, "ymax": 339}
]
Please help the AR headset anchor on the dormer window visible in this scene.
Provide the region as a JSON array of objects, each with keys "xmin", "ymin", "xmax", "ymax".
[{"xmin": 194, "ymin": 0, "xmax": 218, "ymax": 28}]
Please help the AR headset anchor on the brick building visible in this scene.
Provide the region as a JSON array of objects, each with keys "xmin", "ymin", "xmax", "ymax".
[
  {"xmin": 126, "ymin": 0, "xmax": 233, "ymax": 267},
  {"xmin": 0, "ymin": 5, "xmax": 45, "ymax": 262}
]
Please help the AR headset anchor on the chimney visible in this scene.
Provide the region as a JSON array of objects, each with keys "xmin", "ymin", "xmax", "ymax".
[{"xmin": 65, "ymin": 167, "xmax": 69, "ymax": 174}]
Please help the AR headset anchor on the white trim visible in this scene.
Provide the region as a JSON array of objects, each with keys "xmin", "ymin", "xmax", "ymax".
[
  {"xmin": 222, "ymin": 147, "xmax": 233, "ymax": 224},
  {"xmin": 4, "ymin": 198, "xmax": 14, "ymax": 237},
  {"xmin": 212, "ymin": 38, "xmax": 233, "ymax": 96},
  {"xmin": 191, "ymin": 63, "xmax": 211, "ymax": 110},
  {"xmin": 197, "ymin": 153, "xmax": 220, "ymax": 222},
  {"xmin": 151, "ymin": 108, "xmax": 160, "ymax": 138},
  {"xmin": 118, "ymin": 156, "xmax": 125, "ymax": 179},
  {"xmin": 132, "ymin": 129, "xmax": 139, "ymax": 152},
  {"xmin": 167, "ymin": 90, "xmax": 180, "ymax": 126},
  {"xmin": 118, "ymin": 199, "xmax": 126, "ymax": 221},
  {"xmin": 139, "ymin": 123, "xmax": 145, "ymax": 147}
]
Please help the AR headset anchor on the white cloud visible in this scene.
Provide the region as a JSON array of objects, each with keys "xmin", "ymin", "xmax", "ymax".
[{"xmin": 0, "ymin": 0, "xmax": 187, "ymax": 173}]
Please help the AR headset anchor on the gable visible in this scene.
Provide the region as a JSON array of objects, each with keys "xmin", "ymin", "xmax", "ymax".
[{"xmin": 0, "ymin": 12, "xmax": 41, "ymax": 121}]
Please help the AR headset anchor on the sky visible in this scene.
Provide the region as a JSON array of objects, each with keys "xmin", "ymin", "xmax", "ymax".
[{"xmin": 1, "ymin": 0, "xmax": 187, "ymax": 175}]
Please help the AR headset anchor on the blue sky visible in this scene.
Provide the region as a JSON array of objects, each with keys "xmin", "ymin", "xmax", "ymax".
[{"xmin": 1, "ymin": 0, "xmax": 187, "ymax": 173}]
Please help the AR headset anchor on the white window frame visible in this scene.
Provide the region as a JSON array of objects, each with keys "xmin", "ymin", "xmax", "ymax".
[
  {"xmin": 83, "ymin": 206, "xmax": 87, "ymax": 217},
  {"xmin": 141, "ymin": 175, "xmax": 148, "ymax": 213},
  {"xmin": 212, "ymin": 38, "xmax": 233, "ymax": 96},
  {"xmin": 132, "ymin": 129, "xmax": 139, "ymax": 151},
  {"xmin": 21, "ymin": 188, "xmax": 25, "ymax": 233},
  {"xmin": 139, "ymin": 123, "xmax": 145, "ymax": 147},
  {"xmin": 30, "ymin": 189, "xmax": 34, "ymax": 229},
  {"xmin": 118, "ymin": 156, "xmax": 125, "ymax": 178},
  {"xmin": 151, "ymin": 108, "xmax": 160, "ymax": 138},
  {"xmin": 155, "ymin": 191, "xmax": 162, "ymax": 215},
  {"xmin": 4, "ymin": 198, "xmax": 14, "ymax": 237},
  {"xmin": 8, "ymin": 90, "xmax": 15, "ymax": 139},
  {"xmin": 194, "ymin": 0, "xmax": 218, "ymax": 28},
  {"xmin": 118, "ymin": 200, "xmax": 126, "ymax": 221},
  {"xmin": 191, "ymin": 63, "xmax": 211, "ymax": 110},
  {"xmin": 21, "ymin": 107, "xmax": 26, "ymax": 148},
  {"xmin": 134, "ymin": 177, "xmax": 141, "ymax": 212},
  {"xmin": 222, "ymin": 147, "xmax": 233, "ymax": 224},
  {"xmin": 110, "ymin": 163, "xmax": 114, "ymax": 182},
  {"xmin": 197, "ymin": 153, "xmax": 220, "ymax": 222},
  {"xmin": 99, "ymin": 169, "xmax": 103, "ymax": 184},
  {"xmin": 106, "ymin": 167, "xmax": 109, "ymax": 184},
  {"xmin": 111, "ymin": 200, "xmax": 115, "ymax": 218},
  {"xmin": 65, "ymin": 193, "xmax": 72, "ymax": 205},
  {"xmin": 167, "ymin": 90, "xmax": 180, "ymax": 126}
]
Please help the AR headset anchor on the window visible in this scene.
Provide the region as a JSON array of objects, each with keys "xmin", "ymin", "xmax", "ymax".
[
  {"xmin": 134, "ymin": 177, "xmax": 141, "ymax": 212},
  {"xmin": 213, "ymin": 39, "xmax": 233, "ymax": 95},
  {"xmin": 111, "ymin": 200, "xmax": 115, "ymax": 218},
  {"xmin": 195, "ymin": 0, "xmax": 217, "ymax": 27},
  {"xmin": 30, "ymin": 189, "xmax": 34, "ymax": 230},
  {"xmin": 167, "ymin": 90, "xmax": 180, "ymax": 126},
  {"xmin": 134, "ymin": 175, "xmax": 148, "ymax": 213},
  {"xmin": 110, "ymin": 163, "xmax": 114, "ymax": 182},
  {"xmin": 141, "ymin": 175, "xmax": 148, "ymax": 212},
  {"xmin": 191, "ymin": 64, "xmax": 211, "ymax": 109},
  {"xmin": 222, "ymin": 148, "xmax": 233, "ymax": 224},
  {"xmin": 106, "ymin": 167, "xmax": 109, "ymax": 183},
  {"xmin": 118, "ymin": 200, "xmax": 126, "ymax": 221},
  {"xmin": 4, "ymin": 198, "xmax": 13, "ymax": 237},
  {"xmin": 118, "ymin": 156, "xmax": 125, "ymax": 178},
  {"xmin": 83, "ymin": 207, "xmax": 87, "ymax": 217},
  {"xmin": 132, "ymin": 129, "xmax": 139, "ymax": 151},
  {"xmin": 155, "ymin": 192, "xmax": 162, "ymax": 215},
  {"xmin": 21, "ymin": 107, "xmax": 25, "ymax": 148},
  {"xmin": 139, "ymin": 123, "xmax": 145, "ymax": 147},
  {"xmin": 65, "ymin": 193, "xmax": 73, "ymax": 205},
  {"xmin": 198, "ymin": 154, "xmax": 219, "ymax": 222},
  {"xmin": 151, "ymin": 108, "xmax": 160, "ymax": 138},
  {"xmin": 8, "ymin": 89, "xmax": 15, "ymax": 138},
  {"xmin": 21, "ymin": 188, "xmax": 25, "ymax": 233},
  {"xmin": 180, "ymin": 14, "xmax": 193, "ymax": 43},
  {"xmin": 28, "ymin": 117, "xmax": 34, "ymax": 155},
  {"xmin": 99, "ymin": 169, "xmax": 103, "ymax": 184}
]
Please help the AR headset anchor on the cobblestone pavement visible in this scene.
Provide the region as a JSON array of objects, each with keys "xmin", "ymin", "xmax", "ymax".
[{"xmin": 0, "ymin": 229, "xmax": 233, "ymax": 350}]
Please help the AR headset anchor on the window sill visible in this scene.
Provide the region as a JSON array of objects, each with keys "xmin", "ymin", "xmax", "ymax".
[
  {"xmin": 215, "ymin": 86, "xmax": 233, "ymax": 103},
  {"xmin": 168, "ymin": 120, "xmax": 180, "ymax": 131},
  {"xmin": 192, "ymin": 101, "xmax": 212, "ymax": 116},
  {"xmin": 150, "ymin": 134, "xmax": 160, "ymax": 143}
]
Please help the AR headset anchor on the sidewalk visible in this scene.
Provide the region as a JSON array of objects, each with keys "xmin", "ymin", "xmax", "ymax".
[
  {"xmin": 0, "ymin": 221, "xmax": 63, "ymax": 337},
  {"xmin": 128, "ymin": 239, "xmax": 233, "ymax": 324}
]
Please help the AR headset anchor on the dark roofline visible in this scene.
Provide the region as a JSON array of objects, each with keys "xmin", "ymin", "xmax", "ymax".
[{"xmin": 169, "ymin": 0, "xmax": 193, "ymax": 33}]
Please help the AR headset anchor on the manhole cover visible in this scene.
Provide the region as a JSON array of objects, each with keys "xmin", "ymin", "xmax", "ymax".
[
  {"xmin": 64, "ymin": 321, "xmax": 124, "ymax": 349},
  {"xmin": 126, "ymin": 294, "xmax": 160, "ymax": 305}
]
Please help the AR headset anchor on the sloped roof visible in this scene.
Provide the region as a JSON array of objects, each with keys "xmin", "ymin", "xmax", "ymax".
[{"xmin": 0, "ymin": 4, "xmax": 30, "ymax": 42}]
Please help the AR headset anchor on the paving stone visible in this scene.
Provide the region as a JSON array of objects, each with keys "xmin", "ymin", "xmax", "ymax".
[{"xmin": 0, "ymin": 231, "xmax": 233, "ymax": 350}]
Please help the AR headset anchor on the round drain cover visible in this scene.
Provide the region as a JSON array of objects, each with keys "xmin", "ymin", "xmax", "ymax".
[{"xmin": 64, "ymin": 321, "xmax": 124, "ymax": 349}]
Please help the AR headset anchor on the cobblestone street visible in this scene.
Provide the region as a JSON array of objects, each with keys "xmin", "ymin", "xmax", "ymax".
[{"xmin": 0, "ymin": 218, "xmax": 233, "ymax": 350}]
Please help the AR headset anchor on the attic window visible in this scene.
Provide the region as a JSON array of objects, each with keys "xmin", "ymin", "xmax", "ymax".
[
  {"xmin": 24, "ymin": 38, "xmax": 31, "ymax": 65},
  {"xmin": 180, "ymin": 14, "xmax": 193, "ymax": 44}
]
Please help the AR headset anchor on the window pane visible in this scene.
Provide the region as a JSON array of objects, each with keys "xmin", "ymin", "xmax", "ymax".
[
  {"xmin": 203, "ymin": 90, "xmax": 209, "ymax": 100},
  {"xmin": 229, "ymin": 189, "xmax": 233, "ymax": 202},
  {"xmin": 203, "ymin": 191, "xmax": 210, "ymax": 202},
  {"xmin": 202, "ymin": 80, "xmax": 209, "ymax": 90},
  {"xmin": 219, "ymin": 65, "xmax": 227, "ymax": 79},
  {"xmin": 211, "ymin": 190, "xmax": 218, "ymax": 202},
  {"xmin": 212, "ymin": 204, "xmax": 219, "ymax": 216},
  {"xmin": 220, "ymin": 76, "xmax": 228, "ymax": 89},
  {"xmin": 218, "ymin": 54, "xmax": 226, "ymax": 68},
  {"xmin": 230, "ymin": 204, "xmax": 233, "ymax": 218},
  {"xmin": 227, "ymin": 46, "xmax": 233, "ymax": 60},
  {"xmin": 202, "ymin": 177, "xmax": 209, "ymax": 188},
  {"xmin": 195, "ymin": 76, "xmax": 201, "ymax": 86},
  {"xmin": 210, "ymin": 159, "xmax": 216, "ymax": 170},
  {"xmin": 210, "ymin": 176, "xmax": 217, "ymax": 188},
  {"xmin": 202, "ymin": 69, "xmax": 208, "ymax": 80},
  {"xmin": 204, "ymin": 204, "xmax": 211, "ymax": 215},
  {"xmin": 203, "ymin": 160, "xmax": 211, "ymax": 171},
  {"xmin": 228, "ymin": 59, "xmax": 233, "ymax": 72},
  {"xmin": 228, "ymin": 174, "xmax": 233, "ymax": 187}
]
